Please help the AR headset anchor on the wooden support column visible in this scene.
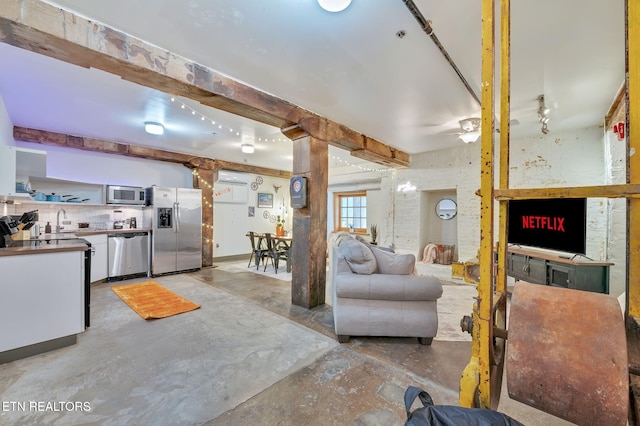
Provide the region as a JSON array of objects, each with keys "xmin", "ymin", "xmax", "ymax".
[
  {"xmin": 190, "ymin": 166, "xmax": 214, "ymax": 268},
  {"xmin": 289, "ymin": 129, "xmax": 328, "ymax": 309}
]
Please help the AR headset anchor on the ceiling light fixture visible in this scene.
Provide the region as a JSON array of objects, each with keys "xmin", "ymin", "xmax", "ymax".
[
  {"xmin": 241, "ymin": 143, "xmax": 255, "ymax": 154},
  {"xmin": 144, "ymin": 121, "xmax": 164, "ymax": 135},
  {"xmin": 538, "ymin": 94, "xmax": 550, "ymax": 135},
  {"xmin": 318, "ymin": 0, "xmax": 352, "ymax": 12},
  {"xmin": 459, "ymin": 131, "xmax": 481, "ymax": 144},
  {"xmin": 458, "ymin": 118, "xmax": 481, "ymax": 143}
]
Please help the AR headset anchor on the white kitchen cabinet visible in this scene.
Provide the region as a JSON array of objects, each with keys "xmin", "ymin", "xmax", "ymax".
[
  {"xmin": 0, "ymin": 249, "xmax": 85, "ymax": 353},
  {"xmin": 0, "ymin": 146, "xmax": 47, "ymax": 198},
  {"xmin": 83, "ymin": 234, "xmax": 108, "ymax": 282}
]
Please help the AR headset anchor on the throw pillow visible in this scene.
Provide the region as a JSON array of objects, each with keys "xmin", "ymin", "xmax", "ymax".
[
  {"xmin": 370, "ymin": 246, "xmax": 415, "ymax": 275},
  {"xmin": 338, "ymin": 237, "xmax": 377, "ymax": 274},
  {"xmin": 355, "ymin": 235, "xmax": 395, "ymax": 253},
  {"xmin": 333, "ymin": 231, "xmax": 352, "ymax": 247}
]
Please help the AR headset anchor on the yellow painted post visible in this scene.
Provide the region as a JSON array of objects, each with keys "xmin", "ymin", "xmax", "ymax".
[
  {"xmin": 459, "ymin": 300, "xmax": 481, "ymax": 407},
  {"xmin": 459, "ymin": 0, "xmax": 497, "ymax": 409},
  {"xmin": 628, "ymin": 0, "xmax": 640, "ymax": 318},
  {"xmin": 497, "ymin": 0, "xmax": 510, "ymax": 297},
  {"xmin": 489, "ymin": 0, "xmax": 511, "ymax": 411},
  {"xmin": 477, "ymin": 0, "xmax": 495, "ymax": 410}
]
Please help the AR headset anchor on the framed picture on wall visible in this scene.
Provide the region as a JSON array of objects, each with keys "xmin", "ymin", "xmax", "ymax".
[
  {"xmin": 258, "ymin": 193, "xmax": 273, "ymax": 208},
  {"xmin": 248, "ymin": 206, "xmax": 255, "ymax": 217}
]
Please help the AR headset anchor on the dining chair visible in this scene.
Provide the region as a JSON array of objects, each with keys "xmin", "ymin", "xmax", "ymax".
[
  {"xmin": 263, "ymin": 233, "xmax": 288, "ymax": 273},
  {"xmin": 247, "ymin": 231, "xmax": 268, "ymax": 269},
  {"xmin": 277, "ymin": 239, "xmax": 292, "ymax": 273}
]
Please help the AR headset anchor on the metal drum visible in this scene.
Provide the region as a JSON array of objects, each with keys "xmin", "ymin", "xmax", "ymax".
[{"xmin": 507, "ymin": 282, "xmax": 628, "ymax": 425}]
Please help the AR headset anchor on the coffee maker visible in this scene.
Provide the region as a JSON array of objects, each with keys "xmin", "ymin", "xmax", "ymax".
[{"xmin": 113, "ymin": 210, "xmax": 124, "ymax": 229}]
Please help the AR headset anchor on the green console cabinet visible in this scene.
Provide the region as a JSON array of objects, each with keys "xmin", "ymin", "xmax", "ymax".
[{"xmin": 507, "ymin": 246, "xmax": 612, "ymax": 294}]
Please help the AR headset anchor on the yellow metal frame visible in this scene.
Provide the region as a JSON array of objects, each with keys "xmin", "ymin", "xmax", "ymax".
[
  {"xmin": 459, "ymin": 0, "xmax": 640, "ymax": 412},
  {"xmin": 628, "ymin": 0, "xmax": 640, "ymax": 320}
]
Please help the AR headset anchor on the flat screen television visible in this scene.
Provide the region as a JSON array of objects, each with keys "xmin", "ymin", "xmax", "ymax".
[{"xmin": 508, "ymin": 198, "xmax": 587, "ymax": 255}]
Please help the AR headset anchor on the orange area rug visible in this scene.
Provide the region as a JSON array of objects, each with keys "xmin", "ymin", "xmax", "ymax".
[{"xmin": 111, "ymin": 281, "xmax": 200, "ymax": 319}]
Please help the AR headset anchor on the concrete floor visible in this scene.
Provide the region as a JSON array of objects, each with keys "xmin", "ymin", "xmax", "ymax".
[{"xmin": 0, "ymin": 260, "xmax": 572, "ymax": 425}]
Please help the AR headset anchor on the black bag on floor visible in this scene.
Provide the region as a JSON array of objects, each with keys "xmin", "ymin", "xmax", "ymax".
[{"xmin": 404, "ymin": 386, "xmax": 524, "ymax": 426}]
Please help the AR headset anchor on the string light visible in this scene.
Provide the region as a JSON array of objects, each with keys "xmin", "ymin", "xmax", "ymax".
[
  {"xmin": 330, "ymin": 155, "xmax": 394, "ymax": 174},
  {"xmin": 170, "ymin": 96, "xmax": 290, "ymax": 145},
  {"xmin": 176, "ymin": 97, "xmax": 392, "ymax": 174},
  {"xmin": 192, "ymin": 169, "xmax": 214, "ymax": 209},
  {"xmin": 191, "ymin": 169, "xmax": 213, "ymax": 245}
]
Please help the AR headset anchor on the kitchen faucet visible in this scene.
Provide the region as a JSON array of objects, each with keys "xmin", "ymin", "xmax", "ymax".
[{"xmin": 56, "ymin": 208, "xmax": 67, "ymax": 233}]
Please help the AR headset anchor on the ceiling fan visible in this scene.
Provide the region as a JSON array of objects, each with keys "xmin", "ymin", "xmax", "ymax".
[
  {"xmin": 452, "ymin": 117, "xmax": 520, "ymax": 143},
  {"xmin": 457, "ymin": 118, "xmax": 481, "ymax": 143}
]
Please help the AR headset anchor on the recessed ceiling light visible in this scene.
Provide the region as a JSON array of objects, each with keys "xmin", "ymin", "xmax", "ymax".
[
  {"xmin": 318, "ymin": 0, "xmax": 352, "ymax": 13},
  {"xmin": 144, "ymin": 121, "xmax": 164, "ymax": 135}
]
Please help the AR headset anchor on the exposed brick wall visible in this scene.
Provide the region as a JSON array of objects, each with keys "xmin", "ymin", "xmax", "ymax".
[{"xmin": 386, "ymin": 127, "xmax": 613, "ymax": 289}]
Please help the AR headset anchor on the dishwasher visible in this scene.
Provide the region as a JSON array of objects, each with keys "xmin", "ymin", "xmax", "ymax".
[{"xmin": 108, "ymin": 232, "xmax": 149, "ymax": 280}]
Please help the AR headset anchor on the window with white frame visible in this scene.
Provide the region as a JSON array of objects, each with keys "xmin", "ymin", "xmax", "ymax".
[{"xmin": 335, "ymin": 191, "xmax": 367, "ymax": 233}]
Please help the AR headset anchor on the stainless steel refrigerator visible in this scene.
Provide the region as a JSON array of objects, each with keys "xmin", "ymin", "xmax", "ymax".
[{"xmin": 144, "ymin": 186, "xmax": 202, "ymax": 275}]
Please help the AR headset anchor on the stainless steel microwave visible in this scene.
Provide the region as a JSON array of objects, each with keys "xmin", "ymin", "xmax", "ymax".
[{"xmin": 106, "ymin": 185, "xmax": 146, "ymax": 205}]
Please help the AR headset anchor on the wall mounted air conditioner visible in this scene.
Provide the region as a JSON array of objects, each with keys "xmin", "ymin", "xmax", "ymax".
[{"xmin": 216, "ymin": 170, "xmax": 250, "ymax": 185}]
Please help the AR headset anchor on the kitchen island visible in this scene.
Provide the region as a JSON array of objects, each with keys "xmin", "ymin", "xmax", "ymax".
[{"xmin": 0, "ymin": 238, "xmax": 89, "ymax": 363}]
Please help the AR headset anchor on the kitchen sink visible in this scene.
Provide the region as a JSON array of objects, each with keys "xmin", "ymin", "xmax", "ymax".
[{"xmin": 39, "ymin": 233, "xmax": 79, "ymax": 240}]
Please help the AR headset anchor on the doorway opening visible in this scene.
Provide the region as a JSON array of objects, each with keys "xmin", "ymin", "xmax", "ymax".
[{"xmin": 419, "ymin": 189, "xmax": 458, "ymax": 264}]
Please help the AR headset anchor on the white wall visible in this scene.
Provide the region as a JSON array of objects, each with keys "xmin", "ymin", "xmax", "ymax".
[
  {"xmin": 419, "ymin": 190, "xmax": 458, "ymax": 261},
  {"xmin": 385, "ymin": 143, "xmax": 481, "ymax": 260},
  {"xmin": 604, "ymin": 124, "xmax": 627, "ymax": 297},
  {"xmin": 0, "ymin": 95, "xmax": 15, "ymax": 147},
  {"xmin": 213, "ymin": 173, "xmax": 292, "ymax": 257},
  {"xmin": 326, "ymin": 180, "xmax": 386, "ymax": 243},
  {"xmin": 366, "ymin": 187, "xmax": 385, "ymax": 242},
  {"xmin": 508, "ymin": 126, "xmax": 607, "ymax": 261},
  {"xmin": 387, "ymin": 126, "xmax": 613, "ymax": 289}
]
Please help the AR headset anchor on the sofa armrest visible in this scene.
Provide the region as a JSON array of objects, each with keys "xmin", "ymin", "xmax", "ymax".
[{"xmin": 335, "ymin": 273, "xmax": 443, "ymax": 301}]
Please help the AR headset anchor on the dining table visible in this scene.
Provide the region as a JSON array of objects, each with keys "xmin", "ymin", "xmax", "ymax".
[{"xmin": 246, "ymin": 232, "xmax": 293, "ymax": 272}]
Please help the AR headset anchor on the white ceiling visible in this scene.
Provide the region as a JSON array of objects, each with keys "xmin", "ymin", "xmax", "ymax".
[{"xmin": 0, "ymin": 0, "xmax": 625, "ymax": 175}]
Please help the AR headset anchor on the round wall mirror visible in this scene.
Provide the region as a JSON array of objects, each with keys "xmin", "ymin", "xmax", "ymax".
[{"xmin": 436, "ymin": 198, "xmax": 457, "ymax": 220}]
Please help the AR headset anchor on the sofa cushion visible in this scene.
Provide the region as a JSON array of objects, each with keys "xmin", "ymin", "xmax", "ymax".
[
  {"xmin": 370, "ymin": 246, "xmax": 415, "ymax": 275},
  {"xmin": 338, "ymin": 236, "xmax": 377, "ymax": 274},
  {"xmin": 334, "ymin": 273, "xmax": 443, "ymax": 301},
  {"xmin": 355, "ymin": 235, "xmax": 395, "ymax": 253}
]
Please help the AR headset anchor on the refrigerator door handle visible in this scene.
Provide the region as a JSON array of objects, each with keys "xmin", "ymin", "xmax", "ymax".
[{"xmin": 174, "ymin": 202, "xmax": 180, "ymax": 233}]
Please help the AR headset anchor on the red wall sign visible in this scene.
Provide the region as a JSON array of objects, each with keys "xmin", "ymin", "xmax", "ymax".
[{"xmin": 613, "ymin": 122, "xmax": 625, "ymax": 140}]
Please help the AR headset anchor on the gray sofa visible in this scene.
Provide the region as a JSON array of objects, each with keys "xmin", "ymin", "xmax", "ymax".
[{"xmin": 330, "ymin": 233, "xmax": 443, "ymax": 344}]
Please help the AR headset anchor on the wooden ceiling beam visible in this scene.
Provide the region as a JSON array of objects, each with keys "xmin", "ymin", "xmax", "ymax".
[
  {"xmin": 287, "ymin": 117, "xmax": 410, "ymax": 167},
  {"xmin": 214, "ymin": 160, "xmax": 292, "ymax": 180},
  {"xmin": 0, "ymin": 0, "xmax": 410, "ymax": 167},
  {"xmin": 13, "ymin": 126, "xmax": 290, "ymax": 179}
]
